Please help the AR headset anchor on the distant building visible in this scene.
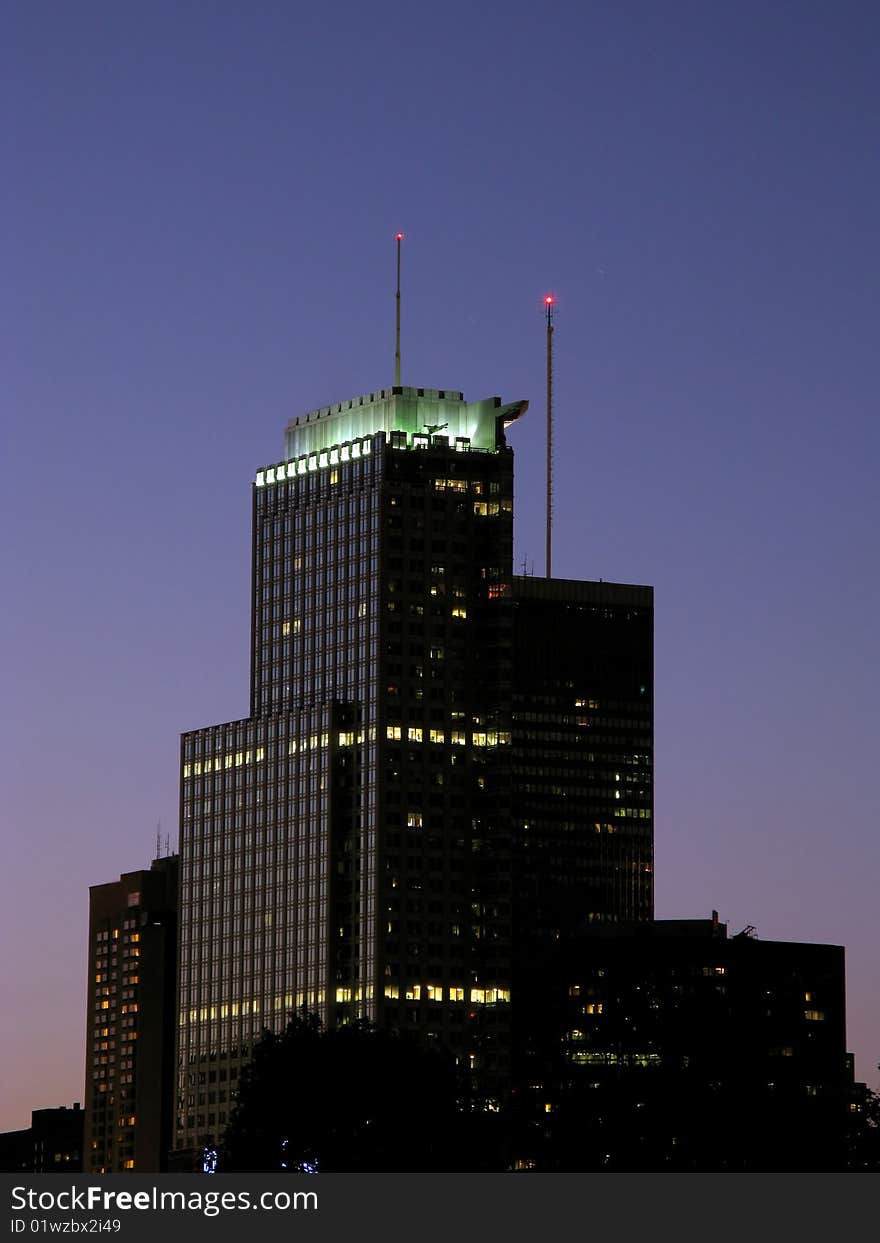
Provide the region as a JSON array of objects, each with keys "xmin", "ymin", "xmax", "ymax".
[
  {"xmin": 0, "ymin": 1104, "xmax": 83, "ymax": 1173},
  {"xmin": 511, "ymin": 916, "xmax": 856, "ymax": 1171},
  {"xmin": 84, "ymin": 854, "xmax": 178, "ymax": 1172}
]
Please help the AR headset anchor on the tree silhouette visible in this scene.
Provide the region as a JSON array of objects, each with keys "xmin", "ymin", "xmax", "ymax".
[{"xmin": 219, "ymin": 1015, "xmax": 503, "ymax": 1172}]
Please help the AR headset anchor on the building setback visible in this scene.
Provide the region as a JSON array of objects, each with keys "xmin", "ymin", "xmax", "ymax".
[
  {"xmin": 84, "ymin": 855, "xmax": 178, "ymax": 1172},
  {"xmin": 174, "ymin": 384, "xmax": 656, "ymax": 1158}
]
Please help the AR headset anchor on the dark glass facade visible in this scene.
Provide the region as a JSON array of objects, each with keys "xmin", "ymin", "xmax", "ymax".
[{"xmin": 509, "ymin": 576, "xmax": 654, "ymax": 941}]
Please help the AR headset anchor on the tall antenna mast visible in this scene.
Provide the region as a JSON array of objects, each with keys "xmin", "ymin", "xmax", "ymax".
[
  {"xmin": 394, "ymin": 232, "xmax": 404, "ymax": 385},
  {"xmin": 544, "ymin": 294, "xmax": 555, "ymax": 577}
]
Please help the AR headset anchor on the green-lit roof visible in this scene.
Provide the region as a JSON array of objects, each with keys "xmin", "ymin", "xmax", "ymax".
[{"xmin": 283, "ymin": 385, "xmax": 527, "ymax": 459}]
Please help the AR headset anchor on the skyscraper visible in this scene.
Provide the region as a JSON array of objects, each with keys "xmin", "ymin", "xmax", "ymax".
[{"xmin": 174, "ymin": 384, "xmax": 653, "ymax": 1157}]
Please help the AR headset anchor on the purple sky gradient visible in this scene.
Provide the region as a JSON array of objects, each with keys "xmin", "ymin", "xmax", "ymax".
[{"xmin": 2, "ymin": 1, "xmax": 878, "ymax": 1129}]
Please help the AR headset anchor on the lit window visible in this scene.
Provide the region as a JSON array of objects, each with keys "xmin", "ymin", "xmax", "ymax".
[
  {"xmin": 406, "ymin": 811, "xmax": 423, "ymax": 830},
  {"xmin": 407, "ymin": 727, "xmax": 423, "ymax": 743}
]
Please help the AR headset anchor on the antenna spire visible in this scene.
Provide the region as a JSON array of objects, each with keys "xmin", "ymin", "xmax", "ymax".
[
  {"xmin": 394, "ymin": 232, "xmax": 404, "ymax": 386},
  {"xmin": 544, "ymin": 295, "xmax": 555, "ymax": 577}
]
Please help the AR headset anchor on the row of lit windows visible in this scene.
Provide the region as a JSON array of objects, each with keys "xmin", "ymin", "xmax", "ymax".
[
  {"xmin": 569, "ymin": 1051, "xmax": 661, "ymax": 1066},
  {"xmin": 384, "ymin": 725, "xmax": 511, "ymax": 747},
  {"xmin": 380, "ymin": 985, "xmax": 510, "ymax": 1003},
  {"xmin": 183, "ymin": 730, "xmax": 356, "ymax": 778},
  {"xmin": 431, "ymin": 477, "xmax": 486, "ymax": 493},
  {"xmin": 183, "ymin": 713, "xmax": 333, "ymax": 755},
  {"xmin": 180, "ymin": 982, "xmax": 513, "ymax": 1026},
  {"xmin": 255, "ymin": 437, "xmax": 374, "ymax": 488}
]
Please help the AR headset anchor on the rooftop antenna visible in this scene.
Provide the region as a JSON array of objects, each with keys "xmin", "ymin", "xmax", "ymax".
[
  {"xmin": 544, "ymin": 294, "xmax": 556, "ymax": 578},
  {"xmin": 394, "ymin": 232, "xmax": 404, "ymax": 385},
  {"xmin": 155, "ymin": 820, "xmax": 161, "ymax": 860}
]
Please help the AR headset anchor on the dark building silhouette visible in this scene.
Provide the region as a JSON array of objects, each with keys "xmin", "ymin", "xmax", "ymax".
[
  {"xmin": 174, "ymin": 385, "xmax": 655, "ymax": 1157},
  {"xmin": 509, "ymin": 575, "xmax": 654, "ymax": 940},
  {"xmin": 84, "ymin": 854, "xmax": 178, "ymax": 1172},
  {"xmin": 511, "ymin": 916, "xmax": 856, "ymax": 1171},
  {"xmin": 0, "ymin": 1104, "xmax": 83, "ymax": 1174}
]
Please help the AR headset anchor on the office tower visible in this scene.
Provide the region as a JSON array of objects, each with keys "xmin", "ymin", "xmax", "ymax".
[
  {"xmin": 509, "ymin": 575, "xmax": 654, "ymax": 944},
  {"xmin": 511, "ymin": 916, "xmax": 856, "ymax": 1171},
  {"xmin": 175, "ymin": 384, "xmax": 654, "ymax": 1158},
  {"xmin": 84, "ymin": 854, "xmax": 178, "ymax": 1172}
]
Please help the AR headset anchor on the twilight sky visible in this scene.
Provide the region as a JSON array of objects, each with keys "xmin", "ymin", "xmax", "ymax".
[{"xmin": 2, "ymin": 1, "xmax": 878, "ymax": 1129}]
